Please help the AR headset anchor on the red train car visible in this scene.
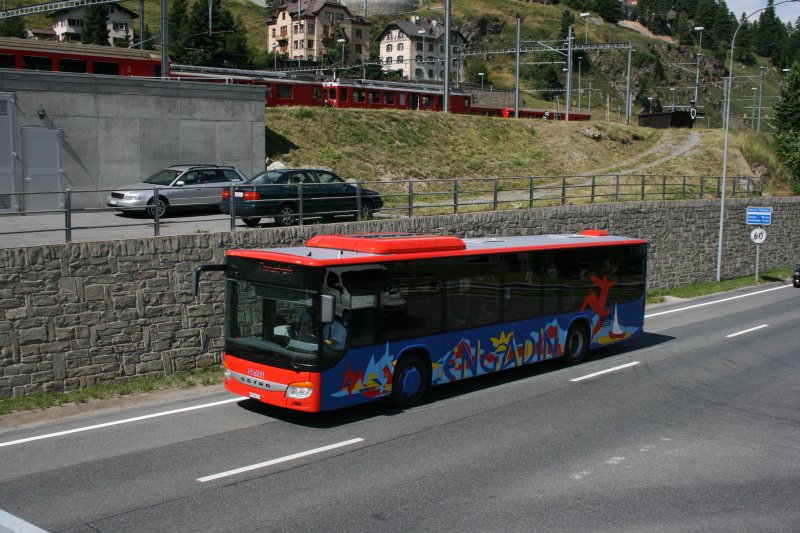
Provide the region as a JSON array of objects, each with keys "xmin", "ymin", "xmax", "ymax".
[
  {"xmin": 322, "ymin": 78, "xmax": 472, "ymax": 113},
  {"xmin": 0, "ymin": 37, "xmax": 161, "ymax": 76}
]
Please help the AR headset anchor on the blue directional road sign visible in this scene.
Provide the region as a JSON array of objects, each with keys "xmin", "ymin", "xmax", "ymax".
[{"xmin": 746, "ymin": 207, "xmax": 772, "ymax": 225}]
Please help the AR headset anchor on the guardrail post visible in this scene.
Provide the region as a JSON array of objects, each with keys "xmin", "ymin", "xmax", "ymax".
[
  {"xmin": 561, "ymin": 176, "xmax": 567, "ymax": 206},
  {"xmin": 493, "ymin": 177, "xmax": 499, "ymax": 210},
  {"xmin": 153, "ymin": 186, "xmax": 160, "ymax": 237},
  {"xmin": 700, "ymin": 176, "xmax": 705, "ymax": 198},
  {"xmin": 591, "ymin": 176, "xmax": 596, "ymax": 203},
  {"xmin": 732, "ymin": 175, "xmax": 737, "ymax": 197},
  {"xmin": 64, "ymin": 188, "xmax": 72, "ymax": 243},
  {"xmin": 356, "ymin": 183, "xmax": 363, "ymax": 221},
  {"xmin": 615, "ymin": 175, "xmax": 620, "ymax": 202},
  {"xmin": 453, "ymin": 179, "xmax": 459, "ymax": 214},
  {"xmin": 640, "ymin": 175, "xmax": 646, "ymax": 200},
  {"xmin": 228, "ymin": 185, "xmax": 235, "ymax": 231},
  {"xmin": 529, "ymin": 176, "xmax": 534, "ymax": 208},
  {"xmin": 662, "ymin": 175, "xmax": 667, "ymax": 200},
  {"xmin": 298, "ymin": 182, "xmax": 304, "ymax": 226},
  {"xmin": 682, "ymin": 176, "xmax": 687, "ymax": 199},
  {"xmin": 408, "ymin": 180, "xmax": 414, "ymax": 217}
]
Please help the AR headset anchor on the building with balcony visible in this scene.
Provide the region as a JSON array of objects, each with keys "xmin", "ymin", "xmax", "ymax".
[
  {"xmin": 50, "ymin": 3, "xmax": 138, "ymax": 45},
  {"xmin": 267, "ymin": 0, "xmax": 370, "ymax": 65}
]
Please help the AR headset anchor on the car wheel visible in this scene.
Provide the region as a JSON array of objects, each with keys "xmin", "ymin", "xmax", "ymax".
[
  {"xmin": 146, "ymin": 197, "xmax": 168, "ymax": 219},
  {"xmin": 242, "ymin": 217, "xmax": 262, "ymax": 228},
  {"xmin": 358, "ymin": 200, "xmax": 374, "ymax": 221},
  {"xmin": 276, "ymin": 204, "xmax": 297, "ymax": 227},
  {"xmin": 562, "ymin": 322, "xmax": 589, "ymax": 366},
  {"xmin": 390, "ymin": 353, "xmax": 429, "ymax": 408}
]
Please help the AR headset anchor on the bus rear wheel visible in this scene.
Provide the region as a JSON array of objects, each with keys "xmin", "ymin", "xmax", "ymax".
[
  {"xmin": 390, "ymin": 353, "xmax": 429, "ymax": 407},
  {"xmin": 563, "ymin": 322, "xmax": 588, "ymax": 366}
]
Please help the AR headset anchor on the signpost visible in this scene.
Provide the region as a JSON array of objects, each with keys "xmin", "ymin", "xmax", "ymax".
[{"xmin": 746, "ymin": 207, "xmax": 771, "ymax": 283}]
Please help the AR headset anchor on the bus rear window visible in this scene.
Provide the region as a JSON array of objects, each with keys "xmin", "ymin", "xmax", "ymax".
[
  {"xmin": 93, "ymin": 61, "xmax": 119, "ymax": 75},
  {"xmin": 59, "ymin": 58, "xmax": 87, "ymax": 73},
  {"xmin": 23, "ymin": 55, "xmax": 52, "ymax": 71}
]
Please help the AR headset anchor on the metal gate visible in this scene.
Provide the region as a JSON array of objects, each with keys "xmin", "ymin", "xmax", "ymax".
[
  {"xmin": 0, "ymin": 92, "xmax": 16, "ymax": 212},
  {"xmin": 21, "ymin": 127, "xmax": 63, "ymax": 212}
]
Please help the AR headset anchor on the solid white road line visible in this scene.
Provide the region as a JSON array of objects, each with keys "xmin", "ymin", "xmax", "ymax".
[
  {"xmin": 570, "ymin": 361, "xmax": 641, "ymax": 383},
  {"xmin": 0, "ymin": 508, "xmax": 48, "ymax": 533},
  {"xmin": 726, "ymin": 324, "xmax": 769, "ymax": 338},
  {"xmin": 645, "ymin": 284, "xmax": 791, "ymax": 319},
  {"xmin": 0, "ymin": 397, "xmax": 241, "ymax": 449},
  {"xmin": 197, "ymin": 438, "xmax": 365, "ymax": 482}
]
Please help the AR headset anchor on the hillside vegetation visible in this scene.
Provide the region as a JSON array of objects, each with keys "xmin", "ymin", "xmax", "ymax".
[{"xmin": 264, "ymin": 107, "xmax": 792, "ymax": 195}]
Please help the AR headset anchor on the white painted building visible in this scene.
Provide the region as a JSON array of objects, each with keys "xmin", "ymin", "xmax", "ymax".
[
  {"xmin": 50, "ymin": 3, "xmax": 138, "ymax": 45},
  {"xmin": 377, "ymin": 17, "xmax": 465, "ymax": 82}
]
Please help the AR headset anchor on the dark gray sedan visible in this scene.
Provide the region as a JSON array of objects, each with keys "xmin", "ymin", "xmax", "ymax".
[{"xmin": 220, "ymin": 168, "xmax": 383, "ymax": 227}]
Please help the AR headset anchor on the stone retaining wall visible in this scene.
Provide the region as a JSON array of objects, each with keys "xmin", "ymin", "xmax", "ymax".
[{"xmin": 1, "ymin": 198, "xmax": 798, "ymax": 398}]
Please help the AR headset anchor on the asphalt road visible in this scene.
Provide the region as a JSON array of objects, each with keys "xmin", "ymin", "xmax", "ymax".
[{"xmin": 1, "ymin": 284, "xmax": 799, "ymax": 532}]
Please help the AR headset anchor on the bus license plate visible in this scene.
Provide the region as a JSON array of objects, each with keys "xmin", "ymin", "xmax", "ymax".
[{"xmin": 249, "ymin": 391, "xmax": 261, "ymax": 400}]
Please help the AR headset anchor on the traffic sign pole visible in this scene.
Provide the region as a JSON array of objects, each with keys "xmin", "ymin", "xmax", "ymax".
[{"xmin": 750, "ymin": 227, "xmax": 767, "ymax": 283}]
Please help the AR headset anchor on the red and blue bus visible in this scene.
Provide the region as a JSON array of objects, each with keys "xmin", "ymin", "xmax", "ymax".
[{"xmin": 193, "ymin": 231, "xmax": 647, "ymax": 411}]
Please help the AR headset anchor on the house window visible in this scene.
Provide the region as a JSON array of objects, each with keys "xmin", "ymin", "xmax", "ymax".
[
  {"xmin": 428, "ymin": 43, "xmax": 433, "ymax": 52},
  {"xmin": 397, "ymin": 43, "xmax": 403, "ymax": 51},
  {"xmin": 272, "ymin": 28, "xmax": 276, "ymax": 37},
  {"xmin": 68, "ymin": 18, "xmax": 83, "ymax": 27},
  {"xmin": 385, "ymin": 57, "xmax": 393, "ymax": 64},
  {"xmin": 336, "ymin": 13, "xmax": 344, "ymax": 21},
  {"xmin": 386, "ymin": 44, "xmax": 392, "ymax": 52},
  {"xmin": 307, "ymin": 40, "xmax": 314, "ymax": 49},
  {"xmin": 428, "ymin": 69, "xmax": 433, "ymax": 78},
  {"xmin": 415, "ymin": 68, "xmax": 423, "ymax": 78},
  {"xmin": 308, "ymin": 23, "xmax": 315, "ymax": 32},
  {"xmin": 112, "ymin": 22, "xmax": 128, "ymax": 31},
  {"xmin": 325, "ymin": 12, "xmax": 333, "ymax": 20},
  {"xmin": 416, "ymin": 42, "xmax": 422, "ymax": 51},
  {"xmin": 397, "ymin": 55, "xmax": 403, "ymax": 64},
  {"xmin": 355, "ymin": 29, "xmax": 362, "ymax": 39},
  {"xmin": 355, "ymin": 44, "xmax": 362, "ymax": 54}
]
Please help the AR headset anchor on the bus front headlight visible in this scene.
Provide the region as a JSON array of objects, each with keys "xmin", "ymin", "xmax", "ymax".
[{"xmin": 286, "ymin": 382, "xmax": 314, "ymax": 399}]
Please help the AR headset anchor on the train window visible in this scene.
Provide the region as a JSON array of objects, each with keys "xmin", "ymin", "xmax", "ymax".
[
  {"xmin": 93, "ymin": 61, "xmax": 119, "ymax": 75},
  {"xmin": 423, "ymin": 95, "xmax": 435, "ymax": 107},
  {"xmin": 353, "ymin": 90, "xmax": 366, "ymax": 103},
  {"xmin": 0, "ymin": 54, "xmax": 14, "ymax": 69},
  {"xmin": 23, "ymin": 55, "xmax": 52, "ymax": 71},
  {"xmin": 59, "ymin": 58, "xmax": 87, "ymax": 73},
  {"xmin": 327, "ymin": 88, "xmax": 336, "ymax": 99},
  {"xmin": 399, "ymin": 94, "xmax": 406, "ymax": 106},
  {"xmin": 340, "ymin": 88, "xmax": 348, "ymax": 102},
  {"xmin": 369, "ymin": 92, "xmax": 381, "ymax": 104},
  {"xmin": 277, "ymin": 84, "xmax": 293, "ymax": 98},
  {"xmin": 383, "ymin": 93, "xmax": 395, "ymax": 105},
  {"xmin": 313, "ymin": 87, "xmax": 323, "ymax": 100}
]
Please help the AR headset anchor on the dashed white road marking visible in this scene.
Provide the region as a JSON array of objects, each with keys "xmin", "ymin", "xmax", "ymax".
[
  {"xmin": 197, "ymin": 438, "xmax": 365, "ymax": 482},
  {"xmin": 726, "ymin": 324, "xmax": 768, "ymax": 338},
  {"xmin": 570, "ymin": 362, "xmax": 640, "ymax": 382}
]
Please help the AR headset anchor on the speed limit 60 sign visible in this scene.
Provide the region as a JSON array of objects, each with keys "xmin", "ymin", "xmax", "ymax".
[{"xmin": 750, "ymin": 227, "xmax": 767, "ymax": 244}]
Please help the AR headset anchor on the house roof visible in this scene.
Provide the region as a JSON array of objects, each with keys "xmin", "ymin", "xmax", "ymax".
[
  {"xmin": 274, "ymin": 0, "xmax": 368, "ymax": 24},
  {"xmin": 377, "ymin": 19, "xmax": 465, "ymax": 43},
  {"xmin": 50, "ymin": 2, "xmax": 138, "ymax": 19}
]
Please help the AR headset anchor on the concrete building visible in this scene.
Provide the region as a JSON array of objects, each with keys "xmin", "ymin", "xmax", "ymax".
[
  {"xmin": 0, "ymin": 71, "xmax": 265, "ymax": 212},
  {"xmin": 377, "ymin": 17, "xmax": 465, "ymax": 82},
  {"xmin": 50, "ymin": 2, "xmax": 137, "ymax": 45},
  {"xmin": 268, "ymin": 0, "xmax": 371, "ymax": 65}
]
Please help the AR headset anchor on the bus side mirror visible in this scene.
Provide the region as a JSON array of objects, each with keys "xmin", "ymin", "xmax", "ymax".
[{"xmin": 320, "ymin": 294, "xmax": 335, "ymax": 323}]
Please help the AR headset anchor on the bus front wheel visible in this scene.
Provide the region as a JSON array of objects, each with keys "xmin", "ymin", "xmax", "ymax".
[
  {"xmin": 390, "ymin": 353, "xmax": 429, "ymax": 407},
  {"xmin": 563, "ymin": 322, "xmax": 588, "ymax": 366}
]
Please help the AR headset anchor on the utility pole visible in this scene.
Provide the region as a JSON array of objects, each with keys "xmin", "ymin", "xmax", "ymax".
[
  {"xmin": 565, "ymin": 26, "xmax": 572, "ymax": 121},
  {"xmin": 160, "ymin": 0, "xmax": 168, "ymax": 77},
  {"xmin": 625, "ymin": 44, "xmax": 632, "ymax": 124},
  {"xmin": 443, "ymin": 0, "xmax": 451, "ymax": 113},
  {"xmin": 757, "ymin": 66, "xmax": 765, "ymax": 131},
  {"xmin": 514, "ymin": 15, "xmax": 521, "ymax": 118}
]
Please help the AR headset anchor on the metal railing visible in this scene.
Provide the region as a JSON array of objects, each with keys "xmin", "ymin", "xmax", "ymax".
[{"xmin": 0, "ymin": 174, "xmax": 761, "ymax": 245}]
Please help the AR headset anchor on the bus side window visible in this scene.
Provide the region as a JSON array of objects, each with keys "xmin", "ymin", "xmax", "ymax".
[{"xmin": 383, "ymin": 262, "xmax": 442, "ymax": 341}]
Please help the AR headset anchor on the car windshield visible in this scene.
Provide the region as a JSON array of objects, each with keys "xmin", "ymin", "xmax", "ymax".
[
  {"xmin": 144, "ymin": 169, "xmax": 181, "ymax": 186},
  {"xmin": 247, "ymin": 171, "xmax": 288, "ymax": 185}
]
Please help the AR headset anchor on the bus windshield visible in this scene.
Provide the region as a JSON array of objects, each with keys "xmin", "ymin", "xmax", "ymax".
[{"xmin": 226, "ymin": 279, "xmax": 346, "ymax": 366}]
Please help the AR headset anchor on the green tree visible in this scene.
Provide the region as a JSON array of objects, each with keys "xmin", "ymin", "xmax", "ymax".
[
  {"xmin": 178, "ymin": 0, "xmax": 251, "ymax": 67},
  {"xmin": 559, "ymin": 10, "xmax": 575, "ymax": 40},
  {"xmin": 523, "ymin": 63, "xmax": 563, "ymax": 101},
  {"xmin": 774, "ymin": 61, "xmax": 800, "ymax": 190},
  {"xmin": 81, "ymin": 5, "xmax": 110, "ymax": 46},
  {"xmin": 0, "ymin": 16, "xmax": 26, "ymax": 38},
  {"xmin": 595, "ymin": 0, "xmax": 622, "ymax": 23},
  {"xmin": 132, "ymin": 23, "xmax": 155, "ymax": 50},
  {"xmin": 464, "ymin": 57, "xmax": 488, "ymax": 85},
  {"xmin": 168, "ymin": 0, "xmax": 190, "ymax": 59}
]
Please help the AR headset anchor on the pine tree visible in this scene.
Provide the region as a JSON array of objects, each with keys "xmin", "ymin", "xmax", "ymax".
[
  {"xmin": 81, "ymin": 5, "xmax": 110, "ymax": 46},
  {"xmin": 774, "ymin": 61, "xmax": 800, "ymax": 132},
  {"xmin": 169, "ymin": 0, "xmax": 190, "ymax": 61},
  {"xmin": 0, "ymin": 16, "xmax": 25, "ymax": 38},
  {"xmin": 595, "ymin": 0, "xmax": 622, "ymax": 24}
]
